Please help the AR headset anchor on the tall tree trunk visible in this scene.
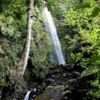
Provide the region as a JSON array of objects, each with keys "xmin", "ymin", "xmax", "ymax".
[{"xmin": 13, "ymin": 0, "xmax": 34, "ymax": 82}]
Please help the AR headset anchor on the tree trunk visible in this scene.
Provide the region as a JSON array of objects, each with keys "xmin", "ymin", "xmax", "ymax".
[{"xmin": 13, "ymin": 0, "xmax": 34, "ymax": 82}]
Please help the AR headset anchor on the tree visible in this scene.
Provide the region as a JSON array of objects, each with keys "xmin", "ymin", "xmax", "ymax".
[
  {"xmin": 1, "ymin": 0, "xmax": 34, "ymax": 99},
  {"xmin": 12, "ymin": 0, "xmax": 34, "ymax": 82}
]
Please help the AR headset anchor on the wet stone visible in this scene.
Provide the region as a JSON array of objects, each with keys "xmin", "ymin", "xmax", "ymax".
[{"xmin": 34, "ymin": 86, "xmax": 64, "ymax": 100}]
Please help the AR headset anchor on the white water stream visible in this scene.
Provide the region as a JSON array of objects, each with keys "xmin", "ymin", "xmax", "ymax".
[
  {"xmin": 24, "ymin": 91, "xmax": 31, "ymax": 100},
  {"xmin": 42, "ymin": 7, "xmax": 65, "ymax": 65}
]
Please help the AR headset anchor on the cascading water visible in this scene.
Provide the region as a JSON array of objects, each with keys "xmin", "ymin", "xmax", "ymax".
[
  {"xmin": 42, "ymin": 7, "xmax": 65, "ymax": 65},
  {"xmin": 24, "ymin": 91, "xmax": 31, "ymax": 100}
]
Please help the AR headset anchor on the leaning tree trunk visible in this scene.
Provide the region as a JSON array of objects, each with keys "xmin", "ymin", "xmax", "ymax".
[{"xmin": 13, "ymin": 0, "xmax": 34, "ymax": 82}]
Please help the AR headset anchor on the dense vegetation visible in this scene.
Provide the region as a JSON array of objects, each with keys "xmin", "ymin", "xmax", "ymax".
[{"xmin": 0, "ymin": 0, "xmax": 100, "ymax": 99}]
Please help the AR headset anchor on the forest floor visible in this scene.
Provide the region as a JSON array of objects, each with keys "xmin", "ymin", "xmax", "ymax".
[{"xmin": 24, "ymin": 64, "xmax": 91, "ymax": 100}]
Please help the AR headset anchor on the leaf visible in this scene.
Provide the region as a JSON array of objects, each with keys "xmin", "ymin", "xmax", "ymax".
[
  {"xmin": 76, "ymin": 3, "xmax": 90, "ymax": 9},
  {"xmin": 89, "ymin": 55, "xmax": 100, "ymax": 63},
  {"xmin": 91, "ymin": 6, "xmax": 100, "ymax": 17},
  {"xmin": 81, "ymin": 66, "xmax": 98, "ymax": 78}
]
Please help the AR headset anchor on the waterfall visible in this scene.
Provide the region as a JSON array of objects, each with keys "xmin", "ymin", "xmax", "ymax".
[
  {"xmin": 24, "ymin": 7, "xmax": 65, "ymax": 100},
  {"xmin": 24, "ymin": 91, "xmax": 31, "ymax": 100},
  {"xmin": 42, "ymin": 7, "xmax": 65, "ymax": 65}
]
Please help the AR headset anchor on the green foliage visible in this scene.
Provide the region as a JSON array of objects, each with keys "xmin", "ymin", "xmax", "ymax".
[
  {"xmin": 91, "ymin": 6, "xmax": 100, "ymax": 17},
  {"xmin": 0, "ymin": 0, "xmax": 27, "ymax": 39},
  {"xmin": 65, "ymin": 0, "xmax": 100, "ymax": 99},
  {"xmin": 0, "ymin": 38, "xmax": 23, "ymax": 86},
  {"xmin": 76, "ymin": 3, "xmax": 90, "ymax": 9},
  {"xmin": 29, "ymin": 6, "xmax": 55, "ymax": 77},
  {"xmin": 0, "ymin": 0, "xmax": 59, "ymax": 82},
  {"xmin": 47, "ymin": 0, "xmax": 67, "ymax": 19},
  {"xmin": 87, "ymin": 80, "xmax": 100, "ymax": 99},
  {"xmin": 0, "ymin": 0, "xmax": 27, "ymax": 85},
  {"xmin": 0, "ymin": 0, "xmax": 100, "ymax": 99}
]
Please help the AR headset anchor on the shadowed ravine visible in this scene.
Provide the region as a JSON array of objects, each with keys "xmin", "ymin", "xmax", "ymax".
[
  {"xmin": 23, "ymin": 63, "xmax": 92, "ymax": 100},
  {"xmin": 24, "ymin": 6, "xmax": 65, "ymax": 100}
]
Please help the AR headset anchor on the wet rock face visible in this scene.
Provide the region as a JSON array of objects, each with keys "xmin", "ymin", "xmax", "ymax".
[{"xmin": 34, "ymin": 86, "xmax": 64, "ymax": 100}]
